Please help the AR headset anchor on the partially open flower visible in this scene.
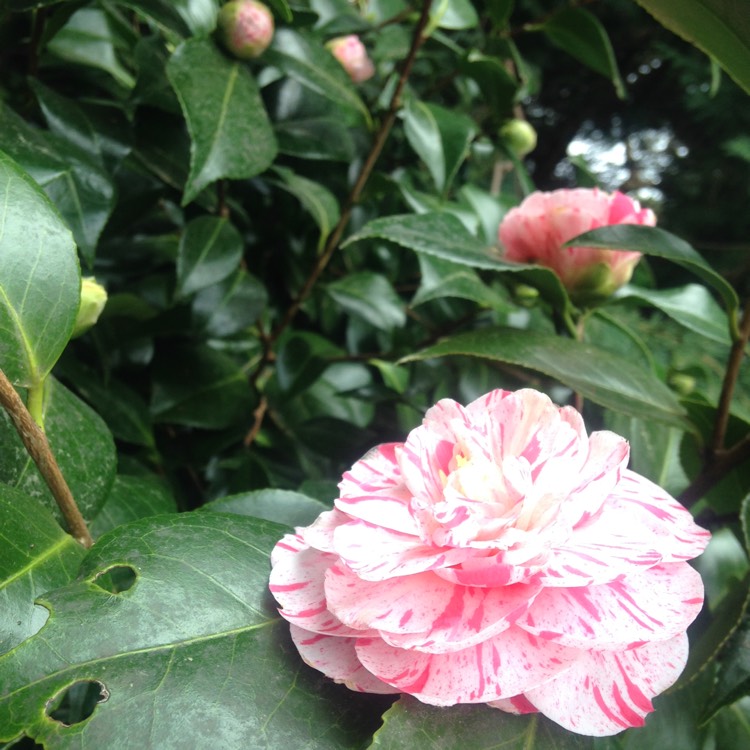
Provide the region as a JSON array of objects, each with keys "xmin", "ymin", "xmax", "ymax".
[
  {"xmin": 327, "ymin": 35, "xmax": 375, "ymax": 83},
  {"xmin": 217, "ymin": 0, "xmax": 274, "ymax": 60},
  {"xmin": 498, "ymin": 188, "xmax": 656, "ymax": 304},
  {"xmin": 269, "ymin": 388, "xmax": 709, "ymax": 736}
]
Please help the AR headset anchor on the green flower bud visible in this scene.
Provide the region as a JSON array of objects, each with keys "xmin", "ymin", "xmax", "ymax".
[
  {"xmin": 72, "ymin": 277, "xmax": 107, "ymax": 338},
  {"xmin": 499, "ymin": 119, "xmax": 538, "ymax": 158}
]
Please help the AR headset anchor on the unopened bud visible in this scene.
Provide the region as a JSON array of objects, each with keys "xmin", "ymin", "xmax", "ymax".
[
  {"xmin": 327, "ymin": 35, "xmax": 375, "ymax": 83},
  {"xmin": 73, "ymin": 278, "xmax": 107, "ymax": 337},
  {"xmin": 500, "ymin": 119, "xmax": 537, "ymax": 158},
  {"xmin": 218, "ymin": 0, "xmax": 274, "ymax": 60}
]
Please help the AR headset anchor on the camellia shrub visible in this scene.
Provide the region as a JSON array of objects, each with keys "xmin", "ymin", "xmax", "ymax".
[{"xmin": 1, "ymin": 1, "xmax": 750, "ymax": 748}]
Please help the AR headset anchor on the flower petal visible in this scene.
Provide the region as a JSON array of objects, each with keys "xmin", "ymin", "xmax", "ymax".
[
  {"xmin": 518, "ymin": 563, "xmax": 704, "ymax": 649},
  {"xmin": 525, "ymin": 633, "xmax": 689, "ymax": 736},
  {"xmin": 355, "ymin": 627, "xmax": 577, "ymax": 705}
]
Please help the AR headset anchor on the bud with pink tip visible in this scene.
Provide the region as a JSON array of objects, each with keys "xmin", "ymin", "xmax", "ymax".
[
  {"xmin": 327, "ymin": 35, "xmax": 375, "ymax": 83},
  {"xmin": 217, "ymin": 0, "xmax": 274, "ymax": 60}
]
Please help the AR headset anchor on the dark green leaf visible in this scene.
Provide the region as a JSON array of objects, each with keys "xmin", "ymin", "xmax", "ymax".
[
  {"xmin": 111, "ymin": 0, "xmax": 192, "ymax": 36},
  {"xmin": 274, "ymin": 334, "xmax": 332, "ymax": 400},
  {"xmin": 401, "ymin": 327, "xmax": 689, "ymax": 428},
  {"xmin": 192, "ymin": 269, "xmax": 267, "ymax": 338},
  {"xmin": 327, "ymin": 272, "xmax": 406, "ymax": 331},
  {"xmin": 430, "ymin": 0, "xmax": 479, "ymax": 30},
  {"xmin": 539, "ymin": 8, "xmax": 625, "ymax": 98},
  {"xmin": 370, "ymin": 696, "xmax": 592, "ymax": 749},
  {"xmin": 459, "ymin": 53, "xmax": 518, "ymax": 118},
  {"xmin": 743, "ymin": 492, "xmax": 750, "ymax": 556},
  {"xmin": 0, "ymin": 378, "xmax": 116, "ymax": 524},
  {"xmin": 712, "ymin": 697, "xmax": 750, "ymax": 750},
  {"xmin": 0, "ymin": 150, "xmax": 79, "ymax": 387},
  {"xmin": 176, "ymin": 216, "xmax": 244, "ymax": 298},
  {"xmin": 635, "ymin": 0, "xmax": 750, "ymax": 95},
  {"xmin": 0, "ymin": 513, "xmax": 388, "ymax": 749},
  {"xmin": 202, "ymin": 488, "xmax": 328, "ymax": 527},
  {"xmin": 275, "ymin": 117, "xmax": 355, "ymax": 161},
  {"xmin": 488, "ymin": 0, "xmax": 514, "ymax": 26},
  {"xmin": 166, "ymin": 37, "xmax": 278, "ymax": 205},
  {"xmin": 0, "ymin": 487, "xmax": 85, "ymax": 656}
]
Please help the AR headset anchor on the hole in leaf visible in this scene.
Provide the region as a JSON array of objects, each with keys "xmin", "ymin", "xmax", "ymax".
[
  {"xmin": 92, "ymin": 565, "xmax": 137, "ymax": 594},
  {"xmin": 46, "ymin": 680, "xmax": 109, "ymax": 726}
]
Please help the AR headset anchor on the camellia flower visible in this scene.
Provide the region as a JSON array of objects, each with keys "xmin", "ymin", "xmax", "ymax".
[
  {"xmin": 498, "ymin": 188, "xmax": 656, "ymax": 304},
  {"xmin": 269, "ymin": 388, "xmax": 709, "ymax": 736},
  {"xmin": 327, "ymin": 35, "xmax": 375, "ymax": 83},
  {"xmin": 217, "ymin": 0, "xmax": 274, "ymax": 60}
]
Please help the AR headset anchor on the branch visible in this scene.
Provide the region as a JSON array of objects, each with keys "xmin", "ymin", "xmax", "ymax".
[{"xmin": 0, "ymin": 370, "xmax": 93, "ymax": 548}]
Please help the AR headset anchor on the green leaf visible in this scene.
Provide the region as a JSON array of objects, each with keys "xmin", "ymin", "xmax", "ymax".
[
  {"xmin": 0, "ymin": 102, "xmax": 115, "ymax": 265},
  {"xmin": 46, "ymin": 8, "xmax": 136, "ymax": 89},
  {"xmin": 539, "ymin": 7, "xmax": 625, "ymax": 98},
  {"xmin": 0, "ymin": 513, "xmax": 388, "ymax": 749},
  {"xmin": 401, "ymin": 327, "xmax": 689, "ymax": 428},
  {"xmin": 403, "ymin": 99, "xmax": 477, "ymax": 194},
  {"xmin": 274, "ymin": 333, "xmax": 334, "ymax": 400},
  {"xmin": 613, "ymin": 283, "xmax": 731, "ymax": 345},
  {"xmin": 264, "ymin": 29, "xmax": 370, "ymax": 125},
  {"xmin": 275, "ymin": 116, "xmax": 355, "ymax": 162},
  {"xmin": 0, "ymin": 378, "xmax": 116, "ymax": 524},
  {"xmin": 0, "ymin": 487, "xmax": 85, "ymax": 656},
  {"xmin": 202, "ymin": 488, "xmax": 328, "ymax": 527},
  {"xmin": 89, "ymin": 475, "xmax": 177, "ymax": 539},
  {"xmin": 166, "ymin": 37, "xmax": 278, "ymax": 205},
  {"xmin": 370, "ymin": 696, "xmax": 592, "ymax": 749},
  {"xmin": 176, "ymin": 216, "xmax": 244, "ymax": 298},
  {"xmin": 0, "ymin": 150, "xmax": 80, "ymax": 387},
  {"xmin": 429, "ymin": 0, "xmax": 479, "ymax": 30},
  {"xmin": 635, "ymin": 0, "xmax": 750, "ymax": 96},
  {"xmin": 270, "ymin": 166, "xmax": 340, "ymax": 252},
  {"xmin": 488, "ymin": 0, "xmax": 514, "ymax": 26},
  {"xmin": 151, "ymin": 344, "xmax": 254, "ymax": 429},
  {"xmin": 569, "ymin": 225, "xmax": 740, "ymax": 339},
  {"xmin": 459, "ymin": 53, "xmax": 519, "ymax": 118},
  {"xmin": 327, "ymin": 272, "xmax": 406, "ymax": 331}
]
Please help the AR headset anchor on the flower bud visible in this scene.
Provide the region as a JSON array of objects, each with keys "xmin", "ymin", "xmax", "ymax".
[
  {"xmin": 327, "ymin": 35, "xmax": 375, "ymax": 83},
  {"xmin": 217, "ymin": 0, "xmax": 274, "ymax": 60},
  {"xmin": 72, "ymin": 277, "xmax": 107, "ymax": 338},
  {"xmin": 500, "ymin": 119, "xmax": 537, "ymax": 157}
]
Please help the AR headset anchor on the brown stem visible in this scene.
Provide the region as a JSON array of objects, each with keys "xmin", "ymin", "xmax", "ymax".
[
  {"xmin": 0, "ymin": 370, "xmax": 93, "ymax": 547},
  {"xmin": 269, "ymin": 0, "xmax": 434, "ymax": 345},
  {"xmin": 243, "ymin": 396, "xmax": 268, "ymax": 448}
]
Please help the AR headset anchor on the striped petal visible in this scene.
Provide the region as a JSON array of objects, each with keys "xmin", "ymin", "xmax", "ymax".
[{"xmin": 525, "ymin": 633, "xmax": 688, "ymax": 736}]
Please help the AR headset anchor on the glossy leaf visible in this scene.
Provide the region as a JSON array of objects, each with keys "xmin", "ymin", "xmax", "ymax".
[
  {"xmin": 0, "ymin": 513, "xmax": 389, "ymax": 749},
  {"xmin": 0, "ymin": 150, "xmax": 80, "ymax": 387},
  {"xmin": 202, "ymin": 488, "xmax": 328, "ymax": 527},
  {"xmin": 275, "ymin": 116, "xmax": 355, "ymax": 161},
  {"xmin": 176, "ymin": 216, "xmax": 244, "ymax": 297},
  {"xmin": 635, "ymin": 0, "xmax": 750, "ymax": 95},
  {"xmin": 0, "ymin": 487, "xmax": 85, "ymax": 656},
  {"xmin": 539, "ymin": 8, "xmax": 625, "ymax": 98},
  {"xmin": 430, "ymin": 0, "xmax": 479, "ymax": 30},
  {"xmin": 0, "ymin": 378, "xmax": 116, "ymax": 524},
  {"xmin": 327, "ymin": 272, "xmax": 406, "ymax": 331},
  {"xmin": 166, "ymin": 37, "xmax": 278, "ymax": 205},
  {"xmin": 402, "ymin": 327, "xmax": 689, "ymax": 428},
  {"xmin": 370, "ymin": 696, "xmax": 592, "ymax": 749},
  {"xmin": 459, "ymin": 53, "xmax": 518, "ymax": 118}
]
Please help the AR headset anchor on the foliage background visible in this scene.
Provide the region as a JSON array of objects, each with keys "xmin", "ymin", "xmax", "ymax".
[{"xmin": 1, "ymin": 0, "xmax": 750, "ymax": 747}]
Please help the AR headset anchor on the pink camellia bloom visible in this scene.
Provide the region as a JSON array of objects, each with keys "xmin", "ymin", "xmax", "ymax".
[
  {"xmin": 269, "ymin": 388, "xmax": 709, "ymax": 736},
  {"xmin": 498, "ymin": 188, "xmax": 656, "ymax": 303},
  {"xmin": 217, "ymin": 0, "xmax": 274, "ymax": 60},
  {"xmin": 327, "ymin": 35, "xmax": 375, "ymax": 83}
]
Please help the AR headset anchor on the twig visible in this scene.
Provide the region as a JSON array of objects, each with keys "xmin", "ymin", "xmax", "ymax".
[
  {"xmin": 243, "ymin": 396, "xmax": 268, "ymax": 448},
  {"xmin": 0, "ymin": 370, "xmax": 93, "ymax": 548}
]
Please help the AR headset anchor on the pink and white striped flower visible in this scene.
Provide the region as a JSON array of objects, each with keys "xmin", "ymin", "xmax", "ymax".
[{"xmin": 269, "ymin": 388, "xmax": 709, "ymax": 736}]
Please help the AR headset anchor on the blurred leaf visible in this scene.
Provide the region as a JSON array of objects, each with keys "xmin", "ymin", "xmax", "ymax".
[
  {"xmin": 0, "ymin": 150, "xmax": 80, "ymax": 387},
  {"xmin": 488, "ymin": 0, "xmax": 514, "ymax": 26},
  {"xmin": 569, "ymin": 225, "xmax": 740, "ymax": 339},
  {"xmin": 202, "ymin": 488, "xmax": 328, "ymax": 527},
  {"xmin": 151, "ymin": 344, "xmax": 254, "ymax": 429},
  {"xmin": 402, "ymin": 327, "xmax": 689, "ymax": 428},
  {"xmin": 743, "ymin": 492, "xmax": 750, "ymax": 556},
  {"xmin": 403, "ymin": 99, "xmax": 477, "ymax": 194},
  {"xmin": 113, "ymin": 0, "xmax": 192, "ymax": 36},
  {"xmin": 0, "ymin": 513, "xmax": 388, "ymax": 748},
  {"xmin": 430, "ymin": 0, "xmax": 479, "ymax": 30},
  {"xmin": 613, "ymin": 283, "xmax": 731, "ymax": 345},
  {"xmin": 0, "ymin": 378, "xmax": 116, "ymax": 525},
  {"xmin": 275, "ymin": 116, "xmax": 355, "ymax": 161},
  {"xmin": 46, "ymin": 8, "xmax": 135, "ymax": 89},
  {"xmin": 176, "ymin": 216, "xmax": 243, "ymax": 298},
  {"xmin": 89, "ymin": 475, "xmax": 177, "ymax": 538},
  {"xmin": 264, "ymin": 29, "xmax": 370, "ymax": 125},
  {"xmin": 0, "ymin": 487, "xmax": 85, "ymax": 656},
  {"xmin": 271, "ymin": 166, "xmax": 340, "ymax": 252},
  {"xmin": 327, "ymin": 272, "xmax": 406, "ymax": 331},
  {"xmin": 370, "ymin": 696, "xmax": 592, "ymax": 749},
  {"xmin": 166, "ymin": 37, "xmax": 277, "ymax": 205},
  {"xmin": 712, "ymin": 697, "xmax": 750, "ymax": 750},
  {"xmin": 539, "ymin": 8, "xmax": 625, "ymax": 98},
  {"xmin": 274, "ymin": 333, "xmax": 334, "ymax": 400},
  {"xmin": 635, "ymin": 0, "xmax": 750, "ymax": 96},
  {"xmin": 0, "ymin": 102, "xmax": 115, "ymax": 265},
  {"xmin": 459, "ymin": 53, "xmax": 518, "ymax": 118},
  {"xmin": 459, "ymin": 184, "xmax": 507, "ymax": 246}
]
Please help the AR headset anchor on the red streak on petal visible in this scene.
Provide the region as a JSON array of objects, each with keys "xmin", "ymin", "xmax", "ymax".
[
  {"xmin": 567, "ymin": 588, "xmax": 602, "ymax": 621},
  {"xmin": 592, "ymin": 685, "xmax": 630, "ymax": 728},
  {"xmin": 399, "ymin": 609, "xmax": 414, "ymax": 627},
  {"xmin": 269, "ymin": 582, "xmax": 309, "ymax": 592},
  {"xmin": 293, "ymin": 605, "xmax": 328, "ymax": 618},
  {"xmin": 611, "ymin": 682, "xmax": 646, "ymax": 727},
  {"xmin": 299, "ymin": 634, "xmax": 327, "ymax": 646},
  {"xmin": 615, "ymin": 654, "xmax": 653, "ymax": 712},
  {"xmin": 275, "ymin": 541, "xmax": 300, "ymax": 553}
]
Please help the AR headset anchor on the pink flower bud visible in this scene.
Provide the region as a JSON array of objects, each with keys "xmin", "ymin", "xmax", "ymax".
[
  {"xmin": 498, "ymin": 188, "xmax": 656, "ymax": 304},
  {"xmin": 327, "ymin": 35, "xmax": 375, "ymax": 83},
  {"xmin": 217, "ymin": 0, "xmax": 274, "ymax": 60}
]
